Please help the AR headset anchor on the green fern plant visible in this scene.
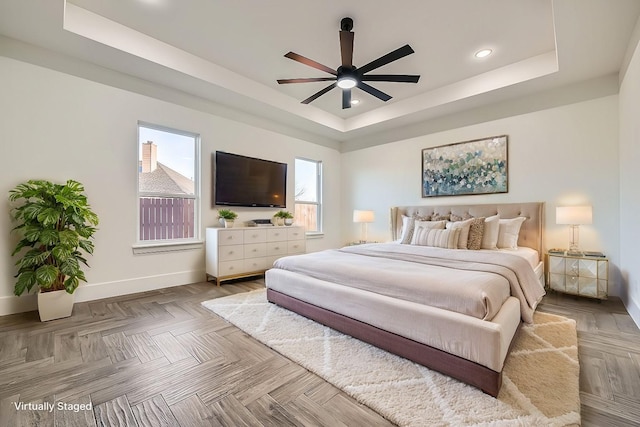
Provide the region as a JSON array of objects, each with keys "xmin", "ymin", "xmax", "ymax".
[{"xmin": 9, "ymin": 179, "xmax": 99, "ymax": 295}]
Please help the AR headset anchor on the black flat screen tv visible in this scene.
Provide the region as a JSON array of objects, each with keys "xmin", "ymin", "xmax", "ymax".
[{"xmin": 214, "ymin": 151, "xmax": 287, "ymax": 208}]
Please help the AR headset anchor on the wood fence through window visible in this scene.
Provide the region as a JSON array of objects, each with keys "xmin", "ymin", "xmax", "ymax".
[{"xmin": 140, "ymin": 197, "xmax": 195, "ymax": 240}]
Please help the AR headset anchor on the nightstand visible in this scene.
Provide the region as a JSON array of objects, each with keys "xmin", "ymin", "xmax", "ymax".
[{"xmin": 546, "ymin": 251, "xmax": 608, "ymax": 299}]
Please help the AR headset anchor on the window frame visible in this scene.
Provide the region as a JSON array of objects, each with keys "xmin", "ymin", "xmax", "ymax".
[
  {"xmin": 134, "ymin": 121, "xmax": 202, "ymax": 253},
  {"xmin": 294, "ymin": 157, "xmax": 323, "ymax": 236}
]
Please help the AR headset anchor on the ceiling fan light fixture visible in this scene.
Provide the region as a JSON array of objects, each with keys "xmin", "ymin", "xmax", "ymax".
[{"xmin": 337, "ymin": 77, "xmax": 357, "ymax": 89}]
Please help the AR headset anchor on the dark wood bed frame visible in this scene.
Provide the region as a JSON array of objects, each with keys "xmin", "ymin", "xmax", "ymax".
[{"xmin": 267, "ymin": 288, "xmax": 521, "ymax": 397}]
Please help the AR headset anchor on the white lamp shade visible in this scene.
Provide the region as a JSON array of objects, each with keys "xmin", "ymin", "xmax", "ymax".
[
  {"xmin": 556, "ymin": 206, "xmax": 592, "ymax": 225},
  {"xmin": 353, "ymin": 210, "xmax": 375, "ymax": 223}
]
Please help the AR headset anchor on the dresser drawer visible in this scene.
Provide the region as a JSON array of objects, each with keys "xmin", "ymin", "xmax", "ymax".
[
  {"xmin": 218, "ymin": 230, "xmax": 244, "ymax": 246},
  {"xmin": 244, "ymin": 257, "xmax": 268, "ymax": 272},
  {"xmin": 266, "ymin": 241, "xmax": 288, "ymax": 256},
  {"xmin": 267, "ymin": 228, "xmax": 288, "ymax": 242},
  {"xmin": 288, "ymin": 240, "xmax": 305, "ymax": 254},
  {"xmin": 219, "ymin": 260, "xmax": 245, "ymax": 276},
  {"xmin": 218, "ymin": 245, "xmax": 244, "ymax": 261},
  {"xmin": 244, "ymin": 243, "xmax": 267, "ymax": 259},
  {"xmin": 244, "ymin": 229, "xmax": 267, "ymax": 243},
  {"xmin": 287, "ymin": 227, "xmax": 305, "ymax": 240}
]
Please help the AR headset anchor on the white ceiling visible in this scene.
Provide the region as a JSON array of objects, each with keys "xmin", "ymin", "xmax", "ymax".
[{"xmin": 1, "ymin": 0, "xmax": 639, "ymax": 147}]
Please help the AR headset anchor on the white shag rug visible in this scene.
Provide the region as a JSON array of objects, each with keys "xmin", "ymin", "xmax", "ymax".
[{"xmin": 202, "ymin": 289, "xmax": 580, "ymax": 426}]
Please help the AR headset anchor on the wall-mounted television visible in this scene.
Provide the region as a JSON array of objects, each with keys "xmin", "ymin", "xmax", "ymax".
[{"xmin": 214, "ymin": 151, "xmax": 287, "ymax": 208}]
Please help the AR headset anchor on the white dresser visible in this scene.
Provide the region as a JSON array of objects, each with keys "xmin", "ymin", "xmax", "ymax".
[{"xmin": 206, "ymin": 226, "xmax": 306, "ymax": 284}]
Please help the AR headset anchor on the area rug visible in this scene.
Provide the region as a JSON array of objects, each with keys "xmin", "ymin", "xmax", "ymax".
[{"xmin": 202, "ymin": 289, "xmax": 580, "ymax": 426}]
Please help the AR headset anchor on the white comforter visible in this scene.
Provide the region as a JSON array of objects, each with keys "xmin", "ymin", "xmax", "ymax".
[{"xmin": 272, "ymin": 243, "xmax": 546, "ymax": 323}]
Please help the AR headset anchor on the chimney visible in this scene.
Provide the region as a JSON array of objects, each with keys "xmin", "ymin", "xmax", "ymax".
[{"xmin": 141, "ymin": 141, "xmax": 157, "ymax": 173}]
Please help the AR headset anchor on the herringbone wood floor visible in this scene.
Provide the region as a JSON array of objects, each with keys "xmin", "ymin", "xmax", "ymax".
[{"xmin": 0, "ymin": 279, "xmax": 639, "ymax": 426}]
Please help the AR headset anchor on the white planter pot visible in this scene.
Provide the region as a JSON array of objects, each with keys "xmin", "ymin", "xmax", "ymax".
[
  {"xmin": 38, "ymin": 289, "xmax": 74, "ymax": 321},
  {"xmin": 224, "ymin": 220, "xmax": 234, "ymax": 228},
  {"xmin": 284, "ymin": 218, "xmax": 294, "ymax": 226}
]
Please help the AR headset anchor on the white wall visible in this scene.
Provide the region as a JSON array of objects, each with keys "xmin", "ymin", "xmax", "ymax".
[
  {"xmin": 0, "ymin": 56, "xmax": 342, "ymax": 315},
  {"xmin": 619, "ymin": 38, "xmax": 640, "ymax": 324},
  {"xmin": 341, "ymin": 96, "xmax": 622, "ymax": 295}
]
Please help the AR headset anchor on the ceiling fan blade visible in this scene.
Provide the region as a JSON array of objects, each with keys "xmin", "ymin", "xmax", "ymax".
[
  {"xmin": 342, "ymin": 89, "xmax": 352, "ymax": 109},
  {"xmin": 357, "ymin": 82, "xmax": 392, "ymax": 102},
  {"xmin": 301, "ymin": 83, "xmax": 337, "ymax": 104},
  {"xmin": 339, "ymin": 30, "xmax": 354, "ymax": 68},
  {"xmin": 284, "ymin": 52, "xmax": 337, "ymax": 75},
  {"xmin": 277, "ymin": 78, "xmax": 337, "ymax": 84},
  {"xmin": 357, "ymin": 44, "xmax": 415, "ymax": 75},
  {"xmin": 361, "ymin": 74, "xmax": 420, "ymax": 83}
]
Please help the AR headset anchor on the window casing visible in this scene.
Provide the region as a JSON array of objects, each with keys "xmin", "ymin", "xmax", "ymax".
[
  {"xmin": 137, "ymin": 122, "xmax": 200, "ymax": 245},
  {"xmin": 294, "ymin": 157, "xmax": 322, "ymax": 234}
]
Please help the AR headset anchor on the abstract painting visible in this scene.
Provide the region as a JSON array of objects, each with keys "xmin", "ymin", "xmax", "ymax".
[{"xmin": 422, "ymin": 135, "xmax": 508, "ymax": 197}]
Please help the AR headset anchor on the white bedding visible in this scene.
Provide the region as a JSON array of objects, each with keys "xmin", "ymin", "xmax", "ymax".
[{"xmin": 273, "ymin": 242, "xmax": 545, "ymax": 323}]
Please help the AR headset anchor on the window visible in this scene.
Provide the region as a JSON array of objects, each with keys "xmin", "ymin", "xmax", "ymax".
[
  {"xmin": 294, "ymin": 157, "xmax": 322, "ymax": 234},
  {"xmin": 137, "ymin": 123, "xmax": 200, "ymax": 243}
]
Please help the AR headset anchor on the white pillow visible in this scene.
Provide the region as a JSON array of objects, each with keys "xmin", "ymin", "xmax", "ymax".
[
  {"xmin": 412, "ymin": 227, "xmax": 460, "ymax": 249},
  {"xmin": 446, "ymin": 218, "xmax": 473, "ymax": 249},
  {"xmin": 399, "ymin": 215, "xmax": 414, "ymax": 244},
  {"xmin": 480, "ymin": 214, "xmax": 500, "ymax": 249},
  {"xmin": 410, "ymin": 220, "xmax": 446, "ymax": 245},
  {"xmin": 497, "ymin": 217, "xmax": 526, "ymax": 249}
]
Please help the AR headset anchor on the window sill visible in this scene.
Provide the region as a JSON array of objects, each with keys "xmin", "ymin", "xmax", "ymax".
[
  {"xmin": 132, "ymin": 240, "xmax": 203, "ymax": 255},
  {"xmin": 305, "ymin": 232, "xmax": 324, "ymax": 239}
]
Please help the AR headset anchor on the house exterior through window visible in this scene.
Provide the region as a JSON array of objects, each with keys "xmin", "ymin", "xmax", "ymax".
[
  {"xmin": 294, "ymin": 157, "xmax": 322, "ymax": 234},
  {"xmin": 137, "ymin": 123, "xmax": 200, "ymax": 242}
]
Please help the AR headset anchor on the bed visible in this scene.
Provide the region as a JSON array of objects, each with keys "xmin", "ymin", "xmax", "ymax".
[{"xmin": 265, "ymin": 202, "xmax": 546, "ymax": 396}]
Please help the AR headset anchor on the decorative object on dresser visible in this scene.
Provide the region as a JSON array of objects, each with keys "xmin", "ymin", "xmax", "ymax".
[
  {"xmin": 273, "ymin": 210, "xmax": 294, "ymax": 226},
  {"xmin": 547, "ymin": 251, "xmax": 608, "ymax": 299},
  {"xmin": 556, "ymin": 205, "xmax": 592, "ymax": 255},
  {"xmin": 8, "ymin": 179, "xmax": 99, "ymax": 321},
  {"xmin": 422, "ymin": 135, "xmax": 508, "ymax": 197},
  {"xmin": 216, "ymin": 208, "xmax": 238, "ymax": 228},
  {"xmin": 353, "ymin": 209, "xmax": 375, "ymax": 243},
  {"xmin": 206, "ymin": 226, "xmax": 305, "ymax": 285}
]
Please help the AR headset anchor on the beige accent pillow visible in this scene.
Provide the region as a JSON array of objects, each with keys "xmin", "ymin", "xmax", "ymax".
[
  {"xmin": 412, "ymin": 227, "xmax": 460, "ymax": 249},
  {"xmin": 410, "ymin": 220, "xmax": 446, "ymax": 245},
  {"xmin": 399, "ymin": 214, "xmax": 432, "ymax": 244},
  {"xmin": 399, "ymin": 215, "xmax": 413, "ymax": 244},
  {"xmin": 446, "ymin": 218, "xmax": 474, "ymax": 249},
  {"xmin": 466, "ymin": 217, "xmax": 485, "ymax": 250},
  {"xmin": 481, "ymin": 215, "xmax": 500, "ymax": 249},
  {"xmin": 497, "ymin": 217, "xmax": 526, "ymax": 249}
]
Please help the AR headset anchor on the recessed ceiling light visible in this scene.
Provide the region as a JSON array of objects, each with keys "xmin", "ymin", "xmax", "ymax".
[
  {"xmin": 351, "ymin": 99, "xmax": 360, "ymax": 105},
  {"xmin": 475, "ymin": 49, "xmax": 492, "ymax": 59}
]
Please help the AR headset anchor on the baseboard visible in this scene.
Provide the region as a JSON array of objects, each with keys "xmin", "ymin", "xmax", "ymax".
[
  {"xmin": 626, "ymin": 295, "xmax": 640, "ymax": 330},
  {"xmin": 0, "ymin": 269, "xmax": 206, "ymax": 316}
]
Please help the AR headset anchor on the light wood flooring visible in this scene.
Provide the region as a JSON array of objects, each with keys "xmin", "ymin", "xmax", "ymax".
[{"xmin": 0, "ymin": 279, "xmax": 638, "ymax": 426}]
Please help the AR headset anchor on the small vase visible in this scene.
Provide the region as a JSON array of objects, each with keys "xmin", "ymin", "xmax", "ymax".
[
  {"xmin": 284, "ymin": 218, "xmax": 294, "ymax": 226},
  {"xmin": 224, "ymin": 220, "xmax": 234, "ymax": 228}
]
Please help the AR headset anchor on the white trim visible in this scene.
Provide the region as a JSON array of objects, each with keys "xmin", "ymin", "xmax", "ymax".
[
  {"xmin": 132, "ymin": 240, "xmax": 203, "ymax": 255},
  {"xmin": 626, "ymin": 295, "xmax": 640, "ymax": 329},
  {"xmin": 0, "ymin": 270, "xmax": 206, "ymax": 316}
]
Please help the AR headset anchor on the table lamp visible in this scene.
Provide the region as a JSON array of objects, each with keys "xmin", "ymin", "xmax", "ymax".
[
  {"xmin": 556, "ymin": 206, "xmax": 592, "ymax": 254},
  {"xmin": 353, "ymin": 210, "xmax": 375, "ymax": 243}
]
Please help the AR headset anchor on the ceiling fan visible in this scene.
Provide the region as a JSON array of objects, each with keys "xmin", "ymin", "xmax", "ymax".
[{"xmin": 277, "ymin": 17, "xmax": 420, "ymax": 109}]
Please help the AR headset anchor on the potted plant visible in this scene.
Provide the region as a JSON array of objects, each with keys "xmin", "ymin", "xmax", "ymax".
[
  {"xmin": 217, "ymin": 209, "xmax": 238, "ymax": 228},
  {"xmin": 9, "ymin": 179, "xmax": 99, "ymax": 321},
  {"xmin": 273, "ymin": 210, "xmax": 294, "ymax": 226}
]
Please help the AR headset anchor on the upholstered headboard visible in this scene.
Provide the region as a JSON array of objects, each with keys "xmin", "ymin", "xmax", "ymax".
[{"xmin": 390, "ymin": 202, "xmax": 544, "ymax": 259}]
